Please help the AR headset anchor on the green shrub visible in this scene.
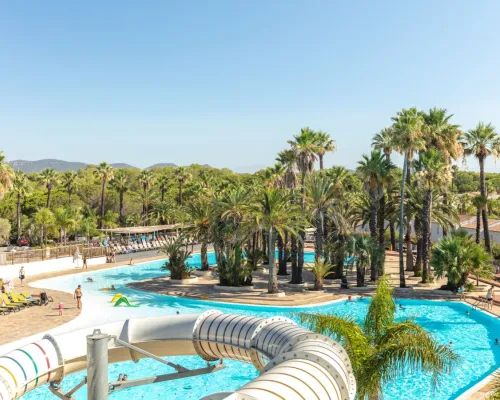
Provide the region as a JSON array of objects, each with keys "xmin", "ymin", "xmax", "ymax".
[{"xmin": 160, "ymin": 236, "xmax": 193, "ymax": 280}]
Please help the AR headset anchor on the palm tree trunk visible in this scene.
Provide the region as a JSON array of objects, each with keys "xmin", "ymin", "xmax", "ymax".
[
  {"xmin": 290, "ymin": 235, "xmax": 297, "ymax": 282},
  {"xmin": 99, "ymin": 180, "xmax": 105, "ymax": 229},
  {"xmin": 398, "ymin": 154, "xmax": 408, "ymax": 288},
  {"xmin": 16, "ymin": 193, "xmax": 21, "ymax": 241},
  {"xmin": 369, "ymin": 189, "xmax": 378, "ymax": 281},
  {"xmin": 268, "ymin": 227, "xmax": 278, "ymax": 293},
  {"xmin": 178, "ymin": 182, "xmax": 183, "ymax": 206},
  {"xmin": 319, "ymin": 154, "xmax": 324, "ymax": 170},
  {"xmin": 252, "ymin": 232, "xmax": 258, "ymax": 271},
  {"xmin": 357, "ymin": 261, "xmax": 365, "ymax": 287},
  {"xmin": 119, "ymin": 192, "xmax": 124, "ymax": 227},
  {"xmin": 479, "ymin": 157, "xmax": 491, "ymax": 252},
  {"xmin": 297, "ymin": 174, "xmax": 306, "ymax": 284},
  {"xmin": 414, "ymin": 237, "xmax": 423, "ymax": 275},
  {"xmin": 284, "ymin": 231, "xmax": 289, "ymax": 272},
  {"xmin": 161, "ymin": 189, "xmax": 165, "ymax": 203},
  {"xmin": 201, "ymin": 241, "xmax": 208, "ymax": 270},
  {"xmin": 422, "ymin": 190, "xmax": 432, "ymax": 283},
  {"xmin": 315, "ymin": 212, "xmax": 323, "ymax": 262},
  {"xmin": 389, "ymin": 222, "xmax": 396, "ymax": 251},
  {"xmin": 475, "ymin": 207, "xmax": 481, "ymax": 244},
  {"xmin": 262, "ymin": 229, "xmax": 267, "ymax": 258},
  {"xmin": 46, "ymin": 187, "xmax": 51, "ymax": 208},
  {"xmin": 277, "ymin": 234, "xmax": 287, "ymax": 275}
]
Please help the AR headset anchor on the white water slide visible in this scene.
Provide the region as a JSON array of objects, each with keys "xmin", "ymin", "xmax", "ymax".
[{"xmin": 0, "ymin": 310, "xmax": 356, "ymax": 400}]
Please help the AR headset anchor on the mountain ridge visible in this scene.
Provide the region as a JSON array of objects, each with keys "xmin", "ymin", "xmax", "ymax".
[{"xmin": 7, "ymin": 159, "xmax": 212, "ymax": 173}]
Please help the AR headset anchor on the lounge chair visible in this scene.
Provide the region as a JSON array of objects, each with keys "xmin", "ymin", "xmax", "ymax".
[
  {"xmin": 8, "ymin": 293, "xmax": 33, "ymax": 307},
  {"xmin": 17, "ymin": 292, "xmax": 41, "ymax": 306},
  {"xmin": 1, "ymin": 294, "xmax": 23, "ymax": 310}
]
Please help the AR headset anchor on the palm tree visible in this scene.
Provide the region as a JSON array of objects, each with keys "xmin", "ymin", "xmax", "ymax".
[
  {"xmin": 174, "ymin": 166, "xmax": 192, "ymax": 206},
  {"xmin": 310, "ymin": 258, "xmax": 332, "ymax": 291},
  {"xmin": 432, "ymin": 231, "xmax": 490, "ymax": 290},
  {"xmin": 12, "ymin": 171, "xmax": 31, "ymax": 241},
  {"xmin": 93, "ymin": 162, "xmax": 114, "ymax": 229},
  {"xmin": 255, "ymin": 188, "xmax": 304, "ymax": 293},
  {"xmin": 157, "ymin": 173, "xmax": 170, "ymax": 203},
  {"xmin": 288, "ymin": 127, "xmax": 320, "ymax": 283},
  {"xmin": 299, "ymin": 276, "xmax": 458, "ymax": 399},
  {"xmin": 472, "ymin": 195, "xmax": 487, "ymax": 244},
  {"xmin": 462, "ymin": 122, "xmax": 500, "ymax": 252},
  {"xmin": 34, "ymin": 208, "xmax": 55, "ymax": 247},
  {"xmin": 110, "ymin": 169, "xmax": 128, "ymax": 226},
  {"xmin": 186, "ymin": 199, "xmax": 211, "ymax": 270},
  {"xmin": 276, "ymin": 149, "xmax": 300, "ymax": 279},
  {"xmin": 305, "ymin": 173, "xmax": 336, "ymax": 262},
  {"xmin": 391, "ymin": 108, "xmax": 426, "ymax": 287},
  {"xmin": 0, "ymin": 152, "xmax": 14, "ymax": 200},
  {"xmin": 372, "ymin": 127, "xmax": 394, "ymax": 162},
  {"xmin": 414, "ymin": 149, "xmax": 451, "ymax": 283},
  {"xmin": 153, "ymin": 201, "xmax": 178, "ymax": 225},
  {"xmin": 53, "ymin": 207, "xmax": 80, "ymax": 244},
  {"xmin": 138, "ymin": 169, "xmax": 156, "ymax": 222},
  {"xmin": 357, "ymin": 150, "xmax": 394, "ymax": 280},
  {"xmin": 314, "ymin": 131, "xmax": 336, "ymax": 170},
  {"xmin": 61, "ymin": 171, "xmax": 78, "ymax": 205},
  {"xmin": 345, "ymin": 234, "xmax": 375, "ymax": 287},
  {"xmin": 38, "ymin": 168, "xmax": 59, "ymax": 208}
]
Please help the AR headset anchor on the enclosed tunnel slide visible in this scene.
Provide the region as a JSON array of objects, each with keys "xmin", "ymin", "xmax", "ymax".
[{"xmin": 0, "ymin": 310, "xmax": 356, "ymax": 400}]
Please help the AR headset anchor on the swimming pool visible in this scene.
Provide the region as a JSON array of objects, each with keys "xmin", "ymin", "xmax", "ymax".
[{"xmin": 20, "ymin": 252, "xmax": 500, "ymax": 400}]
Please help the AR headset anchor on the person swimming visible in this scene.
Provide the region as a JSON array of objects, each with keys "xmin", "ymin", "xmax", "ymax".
[
  {"xmin": 399, "ymin": 303, "xmax": 405, "ymax": 310},
  {"xmin": 495, "ymin": 338, "xmax": 499, "ymax": 346},
  {"xmin": 110, "ymin": 285, "xmax": 116, "ymax": 290},
  {"xmin": 86, "ymin": 277, "xmax": 94, "ymax": 283}
]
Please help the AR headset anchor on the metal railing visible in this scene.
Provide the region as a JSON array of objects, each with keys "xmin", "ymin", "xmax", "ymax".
[{"xmin": 0, "ymin": 244, "xmax": 108, "ymax": 266}]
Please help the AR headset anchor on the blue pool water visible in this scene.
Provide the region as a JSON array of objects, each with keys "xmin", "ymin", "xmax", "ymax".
[{"xmin": 21, "ymin": 252, "xmax": 500, "ymax": 400}]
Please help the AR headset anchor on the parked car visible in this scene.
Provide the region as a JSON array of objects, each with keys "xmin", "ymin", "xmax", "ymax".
[{"xmin": 16, "ymin": 238, "xmax": 29, "ymax": 246}]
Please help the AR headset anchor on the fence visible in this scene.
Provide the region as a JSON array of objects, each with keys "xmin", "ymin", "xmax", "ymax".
[{"xmin": 0, "ymin": 245, "xmax": 108, "ymax": 266}]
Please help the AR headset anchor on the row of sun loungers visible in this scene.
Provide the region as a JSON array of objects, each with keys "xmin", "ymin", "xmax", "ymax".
[
  {"xmin": 108, "ymin": 235, "xmax": 181, "ymax": 254},
  {"xmin": 0, "ymin": 292, "xmax": 45, "ymax": 315}
]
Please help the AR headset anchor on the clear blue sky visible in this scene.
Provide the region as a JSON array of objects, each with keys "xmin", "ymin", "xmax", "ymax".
[{"xmin": 1, "ymin": 1, "xmax": 500, "ymax": 172}]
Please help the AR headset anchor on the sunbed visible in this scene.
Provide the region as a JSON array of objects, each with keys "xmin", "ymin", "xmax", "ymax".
[
  {"xmin": 17, "ymin": 292, "xmax": 41, "ymax": 306},
  {"xmin": 1, "ymin": 294, "xmax": 23, "ymax": 311},
  {"xmin": 8, "ymin": 293, "xmax": 33, "ymax": 307}
]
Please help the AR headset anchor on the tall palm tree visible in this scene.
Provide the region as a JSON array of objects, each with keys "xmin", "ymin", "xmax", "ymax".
[
  {"xmin": 138, "ymin": 169, "xmax": 156, "ymax": 221},
  {"xmin": 255, "ymin": 188, "xmax": 304, "ymax": 293},
  {"xmin": 110, "ymin": 170, "xmax": 129, "ymax": 226},
  {"xmin": 276, "ymin": 149, "xmax": 300, "ymax": 279},
  {"xmin": 357, "ymin": 150, "xmax": 394, "ymax": 280},
  {"xmin": 153, "ymin": 201, "xmax": 178, "ymax": 225},
  {"xmin": 186, "ymin": 199, "xmax": 211, "ymax": 270},
  {"xmin": 12, "ymin": 171, "xmax": 31, "ymax": 241},
  {"xmin": 38, "ymin": 168, "xmax": 59, "ymax": 208},
  {"xmin": 34, "ymin": 208, "xmax": 55, "ymax": 247},
  {"xmin": 372, "ymin": 127, "xmax": 394, "ymax": 162},
  {"xmin": 0, "ymin": 152, "xmax": 14, "ymax": 200},
  {"xmin": 305, "ymin": 173, "xmax": 336, "ymax": 262},
  {"xmin": 93, "ymin": 162, "xmax": 114, "ymax": 229},
  {"xmin": 288, "ymin": 127, "xmax": 320, "ymax": 283},
  {"xmin": 314, "ymin": 131, "xmax": 336, "ymax": 170},
  {"xmin": 299, "ymin": 277, "xmax": 458, "ymax": 399},
  {"xmin": 471, "ymin": 195, "xmax": 487, "ymax": 244},
  {"xmin": 414, "ymin": 149, "xmax": 450, "ymax": 283},
  {"xmin": 391, "ymin": 108, "xmax": 426, "ymax": 287},
  {"xmin": 345, "ymin": 234, "xmax": 375, "ymax": 287},
  {"xmin": 157, "ymin": 173, "xmax": 170, "ymax": 203},
  {"xmin": 462, "ymin": 122, "xmax": 500, "ymax": 252},
  {"xmin": 174, "ymin": 166, "xmax": 192, "ymax": 206},
  {"xmin": 61, "ymin": 171, "xmax": 78, "ymax": 205},
  {"xmin": 53, "ymin": 207, "xmax": 80, "ymax": 244}
]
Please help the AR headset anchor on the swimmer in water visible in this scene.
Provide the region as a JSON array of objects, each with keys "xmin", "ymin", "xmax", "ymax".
[
  {"xmin": 399, "ymin": 303, "xmax": 405, "ymax": 310},
  {"xmin": 495, "ymin": 338, "xmax": 499, "ymax": 346},
  {"xmin": 466, "ymin": 310, "xmax": 470, "ymax": 316}
]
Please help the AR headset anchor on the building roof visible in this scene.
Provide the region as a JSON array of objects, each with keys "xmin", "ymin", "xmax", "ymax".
[{"xmin": 98, "ymin": 224, "xmax": 186, "ymax": 235}]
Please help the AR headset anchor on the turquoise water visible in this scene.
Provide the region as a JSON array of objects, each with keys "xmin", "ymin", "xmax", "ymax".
[{"xmin": 21, "ymin": 252, "xmax": 500, "ymax": 400}]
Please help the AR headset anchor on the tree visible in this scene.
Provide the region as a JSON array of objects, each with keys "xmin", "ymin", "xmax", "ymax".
[
  {"xmin": 0, "ymin": 218, "xmax": 11, "ymax": 245},
  {"xmin": 186, "ymin": 199, "xmax": 211, "ymax": 270},
  {"xmin": 94, "ymin": 162, "xmax": 114, "ymax": 229},
  {"xmin": 306, "ymin": 173, "xmax": 336, "ymax": 262},
  {"xmin": 288, "ymin": 127, "xmax": 320, "ymax": 283},
  {"xmin": 472, "ymin": 195, "xmax": 487, "ymax": 244},
  {"xmin": 38, "ymin": 168, "xmax": 59, "ymax": 208},
  {"xmin": 356, "ymin": 150, "xmax": 394, "ymax": 280},
  {"xmin": 414, "ymin": 149, "xmax": 451, "ymax": 283},
  {"xmin": 110, "ymin": 170, "xmax": 129, "ymax": 226},
  {"xmin": 299, "ymin": 276, "xmax": 458, "ymax": 399},
  {"xmin": 53, "ymin": 207, "xmax": 80, "ymax": 244},
  {"xmin": 276, "ymin": 149, "xmax": 300, "ymax": 279},
  {"xmin": 345, "ymin": 234, "xmax": 375, "ymax": 287},
  {"xmin": 310, "ymin": 258, "xmax": 332, "ymax": 291},
  {"xmin": 34, "ymin": 208, "xmax": 55, "ymax": 247},
  {"xmin": 174, "ymin": 166, "xmax": 192, "ymax": 206},
  {"xmin": 12, "ymin": 171, "xmax": 31, "ymax": 241},
  {"xmin": 462, "ymin": 122, "xmax": 500, "ymax": 252},
  {"xmin": 138, "ymin": 169, "xmax": 156, "ymax": 221},
  {"xmin": 157, "ymin": 173, "xmax": 170, "ymax": 203},
  {"xmin": 61, "ymin": 171, "xmax": 78, "ymax": 205},
  {"xmin": 255, "ymin": 188, "xmax": 304, "ymax": 293},
  {"xmin": 314, "ymin": 131, "xmax": 336, "ymax": 170},
  {"xmin": 391, "ymin": 108, "xmax": 426, "ymax": 287},
  {"xmin": 159, "ymin": 236, "xmax": 193, "ymax": 280},
  {"xmin": 0, "ymin": 151, "xmax": 14, "ymax": 200},
  {"xmin": 431, "ymin": 231, "xmax": 490, "ymax": 290}
]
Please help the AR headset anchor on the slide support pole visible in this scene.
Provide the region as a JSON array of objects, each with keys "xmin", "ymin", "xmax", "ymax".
[{"xmin": 86, "ymin": 329, "xmax": 110, "ymax": 400}]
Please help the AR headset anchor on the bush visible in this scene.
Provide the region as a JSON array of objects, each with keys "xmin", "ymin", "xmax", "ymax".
[{"xmin": 159, "ymin": 236, "xmax": 192, "ymax": 280}]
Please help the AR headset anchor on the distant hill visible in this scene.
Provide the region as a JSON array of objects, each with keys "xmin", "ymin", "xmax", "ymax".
[{"xmin": 8, "ymin": 159, "xmax": 213, "ymax": 173}]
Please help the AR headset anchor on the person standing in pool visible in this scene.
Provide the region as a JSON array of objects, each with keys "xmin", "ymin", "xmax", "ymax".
[{"xmin": 74, "ymin": 285, "xmax": 83, "ymax": 309}]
